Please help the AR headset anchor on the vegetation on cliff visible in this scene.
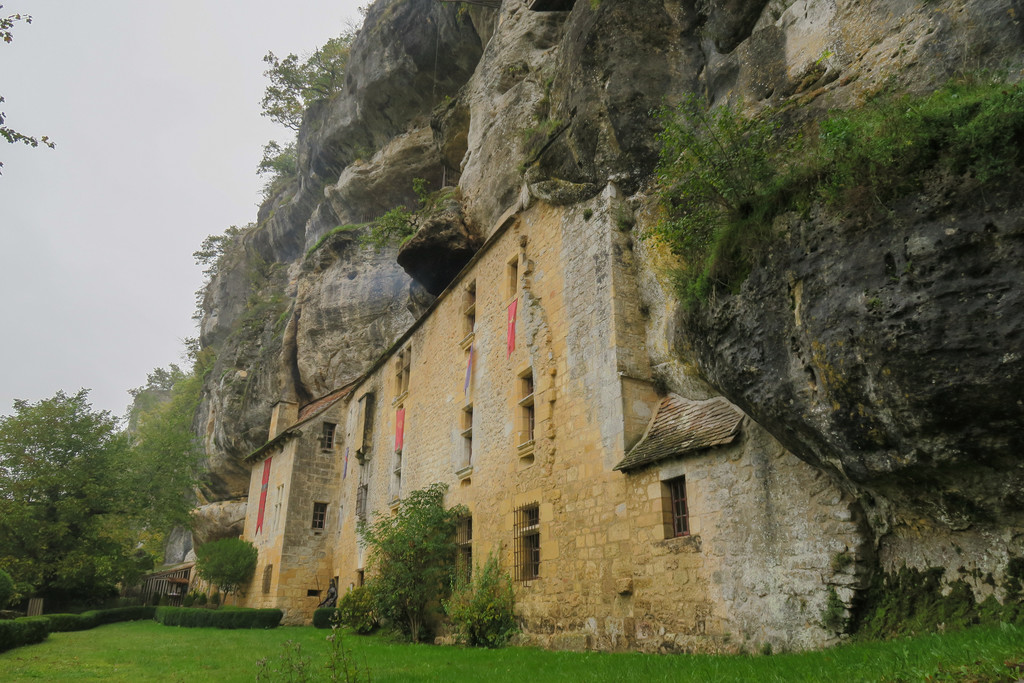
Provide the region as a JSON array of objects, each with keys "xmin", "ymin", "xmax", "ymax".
[{"xmin": 654, "ymin": 77, "xmax": 1024, "ymax": 305}]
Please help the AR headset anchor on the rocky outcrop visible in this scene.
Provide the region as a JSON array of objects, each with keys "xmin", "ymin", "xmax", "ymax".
[
  {"xmin": 396, "ymin": 195, "xmax": 480, "ymax": 295},
  {"xmin": 683, "ymin": 173, "xmax": 1024, "ymax": 538}
]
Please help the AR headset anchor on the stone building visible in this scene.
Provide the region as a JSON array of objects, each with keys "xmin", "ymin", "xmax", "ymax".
[{"xmin": 238, "ymin": 188, "xmax": 866, "ymax": 652}]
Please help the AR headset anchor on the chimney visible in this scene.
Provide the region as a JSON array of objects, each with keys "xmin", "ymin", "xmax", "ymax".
[{"xmin": 269, "ymin": 400, "xmax": 299, "ymax": 439}]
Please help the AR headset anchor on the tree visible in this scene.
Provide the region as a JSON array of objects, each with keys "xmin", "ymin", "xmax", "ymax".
[
  {"xmin": 260, "ymin": 33, "xmax": 353, "ymax": 131},
  {"xmin": 126, "ymin": 365, "xmax": 205, "ymax": 545},
  {"xmin": 195, "ymin": 538, "xmax": 258, "ymax": 597},
  {"xmin": 0, "ymin": 568, "xmax": 14, "ymax": 608},
  {"xmin": 0, "ymin": 390, "xmax": 148, "ymax": 605},
  {"xmin": 358, "ymin": 482, "xmax": 465, "ymax": 641},
  {"xmin": 1, "ymin": 5, "xmax": 54, "ymax": 174}
]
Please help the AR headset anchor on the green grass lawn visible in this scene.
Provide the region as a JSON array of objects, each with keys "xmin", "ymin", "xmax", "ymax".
[{"xmin": 2, "ymin": 621, "xmax": 1023, "ymax": 682}]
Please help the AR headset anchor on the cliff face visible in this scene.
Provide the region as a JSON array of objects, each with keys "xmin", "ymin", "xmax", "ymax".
[{"xmin": 194, "ymin": 0, "xmax": 1024, "ymax": 588}]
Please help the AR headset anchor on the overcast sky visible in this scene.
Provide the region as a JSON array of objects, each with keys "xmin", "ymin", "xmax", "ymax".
[{"xmin": 0, "ymin": 1, "xmax": 364, "ymax": 418}]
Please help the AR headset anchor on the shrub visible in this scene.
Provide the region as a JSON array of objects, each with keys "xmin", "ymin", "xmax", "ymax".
[
  {"xmin": 313, "ymin": 607, "xmax": 340, "ymax": 629},
  {"xmin": 363, "ymin": 206, "xmax": 415, "ymax": 249},
  {"xmin": 445, "ymin": 551, "xmax": 518, "ymax": 647},
  {"xmin": 195, "ymin": 538, "xmax": 258, "ymax": 597},
  {"xmin": 0, "ymin": 617, "xmax": 49, "ymax": 653},
  {"xmin": 359, "ymin": 482, "xmax": 466, "ymax": 642},
  {"xmin": 41, "ymin": 612, "xmax": 98, "ymax": 632},
  {"xmin": 196, "ymin": 592, "xmax": 208, "ymax": 607},
  {"xmin": 154, "ymin": 606, "xmax": 282, "ymax": 629},
  {"xmin": 336, "ymin": 584, "xmax": 378, "ymax": 633}
]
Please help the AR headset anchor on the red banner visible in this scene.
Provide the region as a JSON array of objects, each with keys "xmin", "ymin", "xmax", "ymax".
[
  {"xmin": 256, "ymin": 457, "xmax": 272, "ymax": 534},
  {"xmin": 507, "ymin": 298, "xmax": 518, "ymax": 358},
  {"xmin": 395, "ymin": 407, "xmax": 406, "ymax": 453}
]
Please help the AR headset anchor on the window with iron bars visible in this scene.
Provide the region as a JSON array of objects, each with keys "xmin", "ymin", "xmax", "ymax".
[
  {"xmin": 320, "ymin": 422, "xmax": 336, "ymax": 451},
  {"xmin": 311, "ymin": 502, "xmax": 328, "ymax": 530},
  {"xmin": 456, "ymin": 515, "xmax": 473, "ymax": 585},
  {"xmin": 514, "ymin": 503, "xmax": 540, "ymax": 583}
]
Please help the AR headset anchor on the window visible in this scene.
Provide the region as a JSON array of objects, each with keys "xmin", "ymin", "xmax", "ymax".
[
  {"xmin": 514, "ymin": 503, "xmax": 540, "ymax": 583},
  {"xmin": 395, "ymin": 346, "xmax": 412, "ymax": 398},
  {"xmin": 307, "ymin": 589, "xmax": 321, "ymax": 597},
  {"xmin": 273, "ymin": 484, "xmax": 284, "ymax": 531},
  {"xmin": 663, "ymin": 476, "xmax": 689, "ymax": 538},
  {"xmin": 312, "ymin": 502, "xmax": 328, "ymax": 530},
  {"xmin": 356, "ymin": 569, "xmax": 365, "ymax": 587},
  {"xmin": 262, "ymin": 565, "xmax": 273, "ymax": 594},
  {"xmin": 456, "ymin": 516, "xmax": 473, "ymax": 584},
  {"xmin": 458, "ymin": 405, "xmax": 473, "ymax": 473},
  {"xmin": 320, "ymin": 422, "xmax": 336, "ymax": 451},
  {"xmin": 354, "ymin": 392, "xmax": 374, "ymax": 457},
  {"xmin": 506, "ymin": 255, "xmax": 519, "ymax": 300},
  {"xmin": 517, "ymin": 369, "xmax": 535, "ymax": 449},
  {"xmin": 391, "ymin": 448, "xmax": 403, "ymax": 503},
  {"xmin": 462, "ymin": 280, "xmax": 476, "ymax": 340},
  {"xmin": 356, "ymin": 465, "xmax": 369, "ymax": 522}
]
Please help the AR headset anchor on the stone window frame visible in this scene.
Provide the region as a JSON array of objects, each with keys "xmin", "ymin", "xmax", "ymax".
[
  {"xmin": 462, "ymin": 279, "xmax": 477, "ymax": 343},
  {"xmin": 506, "ymin": 253, "xmax": 520, "ymax": 302},
  {"xmin": 514, "ymin": 502, "xmax": 540, "ymax": 584},
  {"xmin": 663, "ymin": 475, "xmax": 690, "ymax": 538},
  {"xmin": 262, "ymin": 564, "xmax": 273, "ymax": 594},
  {"xmin": 457, "ymin": 403, "xmax": 474, "ymax": 478},
  {"xmin": 516, "ymin": 367, "xmax": 536, "ymax": 460},
  {"xmin": 394, "ymin": 345, "xmax": 412, "ymax": 402},
  {"xmin": 311, "ymin": 501, "xmax": 328, "ymax": 531},
  {"xmin": 273, "ymin": 484, "xmax": 285, "ymax": 532},
  {"xmin": 320, "ymin": 422, "xmax": 337, "ymax": 451},
  {"xmin": 456, "ymin": 515, "xmax": 473, "ymax": 585}
]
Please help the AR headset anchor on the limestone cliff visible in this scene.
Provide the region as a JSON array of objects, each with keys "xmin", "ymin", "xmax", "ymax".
[{"xmin": 192, "ymin": 0, "xmax": 1024, "ymax": 615}]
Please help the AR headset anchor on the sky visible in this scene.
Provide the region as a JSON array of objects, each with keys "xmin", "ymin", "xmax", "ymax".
[{"xmin": 0, "ymin": 0, "xmax": 364, "ymax": 419}]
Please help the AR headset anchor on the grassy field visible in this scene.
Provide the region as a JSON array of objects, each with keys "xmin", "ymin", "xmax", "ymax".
[{"xmin": 1, "ymin": 621, "xmax": 1023, "ymax": 682}]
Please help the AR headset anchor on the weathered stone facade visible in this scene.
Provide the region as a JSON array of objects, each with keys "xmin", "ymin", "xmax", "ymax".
[{"xmin": 237, "ymin": 189, "xmax": 869, "ymax": 652}]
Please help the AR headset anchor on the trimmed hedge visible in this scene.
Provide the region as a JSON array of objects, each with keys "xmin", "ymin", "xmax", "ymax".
[
  {"xmin": 0, "ymin": 617, "xmax": 49, "ymax": 653},
  {"xmin": 155, "ymin": 606, "xmax": 283, "ymax": 629},
  {"xmin": 43, "ymin": 606, "xmax": 157, "ymax": 632},
  {"xmin": 313, "ymin": 607, "xmax": 340, "ymax": 629}
]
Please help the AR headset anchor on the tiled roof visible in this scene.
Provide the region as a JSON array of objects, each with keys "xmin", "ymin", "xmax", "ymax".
[
  {"xmin": 298, "ymin": 385, "xmax": 353, "ymax": 421},
  {"xmin": 614, "ymin": 394, "xmax": 743, "ymax": 472}
]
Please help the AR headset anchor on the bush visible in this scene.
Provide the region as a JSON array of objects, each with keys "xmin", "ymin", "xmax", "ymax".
[
  {"xmin": 0, "ymin": 617, "xmax": 49, "ymax": 653},
  {"xmin": 154, "ymin": 606, "xmax": 282, "ymax": 629},
  {"xmin": 41, "ymin": 612, "xmax": 98, "ymax": 632},
  {"xmin": 359, "ymin": 483, "xmax": 466, "ymax": 642},
  {"xmin": 195, "ymin": 538, "xmax": 258, "ymax": 597},
  {"xmin": 334, "ymin": 584, "xmax": 378, "ymax": 633},
  {"xmin": 445, "ymin": 551, "xmax": 518, "ymax": 647},
  {"xmin": 313, "ymin": 607, "xmax": 341, "ymax": 629}
]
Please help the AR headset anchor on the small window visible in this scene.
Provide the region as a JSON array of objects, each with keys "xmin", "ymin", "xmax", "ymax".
[
  {"xmin": 462, "ymin": 281, "xmax": 477, "ymax": 340},
  {"xmin": 312, "ymin": 502, "xmax": 328, "ymax": 530},
  {"xmin": 458, "ymin": 405, "xmax": 473, "ymax": 472},
  {"xmin": 395, "ymin": 346, "xmax": 412, "ymax": 397},
  {"xmin": 391, "ymin": 448, "xmax": 403, "ymax": 503},
  {"xmin": 517, "ymin": 370, "xmax": 535, "ymax": 448},
  {"xmin": 514, "ymin": 503, "xmax": 540, "ymax": 583},
  {"xmin": 320, "ymin": 422, "xmax": 336, "ymax": 451},
  {"xmin": 307, "ymin": 589, "xmax": 321, "ymax": 597},
  {"xmin": 262, "ymin": 565, "xmax": 273, "ymax": 594},
  {"xmin": 273, "ymin": 484, "xmax": 284, "ymax": 531},
  {"xmin": 663, "ymin": 476, "xmax": 689, "ymax": 538},
  {"xmin": 506, "ymin": 255, "xmax": 519, "ymax": 300},
  {"xmin": 356, "ymin": 569, "xmax": 365, "ymax": 587},
  {"xmin": 456, "ymin": 516, "xmax": 473, "ymax": 585},
  {"xmin": 356, "ymin": 465, "xmax": 369, "ymax": 522}
]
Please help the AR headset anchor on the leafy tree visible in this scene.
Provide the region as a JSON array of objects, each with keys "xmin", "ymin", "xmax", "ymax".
[
  {"xmin": 261, "ymin": 33, "xmax": 353, "ymax": 131},
  {"xmin": 257, "ymin": 140, "xmax": 297, "ymax": 199},
  {"xmin": 126, "ymin": 365, "xmax": 204, "ymax": 544},
  {"xmin": 195, "ymin": 538, "xmax": 258, "ymax": 597},
  {"xmin": 0, "ymin": 391, "xmax": 149, "ymax": 605},
  {"xmin": 0, "ymin": 568, "xmax": 14, "ymax": 608},
  {"xmin": 1, "ymin": 5, "xmax": 54, "ymax": 174},
  {"xmin": 358, "ymin": 482, "xmax": 465, "ymax": 641}
]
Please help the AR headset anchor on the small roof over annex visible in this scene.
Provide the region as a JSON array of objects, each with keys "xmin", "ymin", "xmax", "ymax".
[{"xmin": 614, "ymin": 394, "xmax": 743, "ymax": 472}]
